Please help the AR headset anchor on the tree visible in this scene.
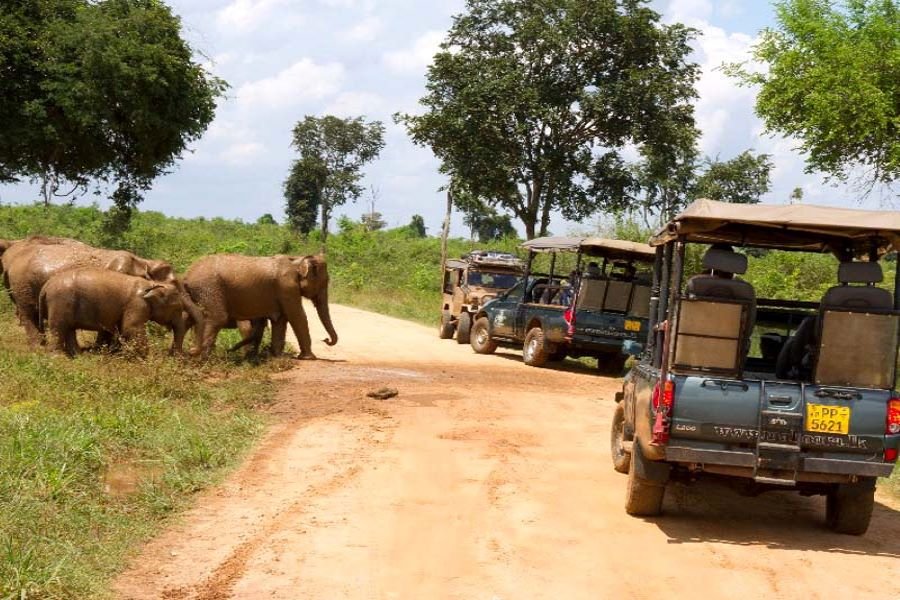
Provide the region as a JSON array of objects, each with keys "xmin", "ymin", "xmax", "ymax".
[
  {"xmin": 397, "ymin": 0, "xmax": 699, "ymax": 239},
  {"xmin": 257, "ymin": 213, "xmax": 277, "ymax": 225},
  {"xmin": 693, "ymin": 151, "xmax": 774, "ymax": 204},
  {"xmin": 0, "ymin": 0, "xmax": 226, "ymax": 217},
  {"xmin": 600, "ymin": 149, "xmax": 773, "ymax": 227},
  {"xmin": 283, "ymin": 159, "xmax": 321, "ymax": 235},
  {"xmin": 727, "ymin": 0, "xmax": 899, "ymax": 190},
  {"xmin": 408, "ymin": 214, "xmax": 427, "ymax": 237},
  {"xmin": 286, "ymin": 115, "xmax": 386, "ymax": 242},
  {"xmin": 464, "ymin": 209, "xmax": 517, "ymax": 243}
]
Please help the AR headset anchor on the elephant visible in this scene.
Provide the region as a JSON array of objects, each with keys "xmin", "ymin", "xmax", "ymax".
[
  {"xmin": 183, "ymin": 254, "xmax": 337, "ymax": 359},
  {"xmin": 38, "ymin": 267, "xmax": 188, "ymax": 357},
  {"xmin": 2, "ymin": 238, "xmax": 203, "ymax": 349}
]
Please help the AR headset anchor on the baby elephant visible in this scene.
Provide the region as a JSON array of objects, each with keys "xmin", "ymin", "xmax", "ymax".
[{"xmin": 39, "ymin": 267, "xmax": 187, "ymax": 357}]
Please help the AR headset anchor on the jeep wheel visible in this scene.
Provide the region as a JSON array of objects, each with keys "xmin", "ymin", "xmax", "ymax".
[
  {"xmin": 624, "ymin": 443, "xmax": 666, "ymax": 516},
  {"xmin": 470, "ymin": 317, "xmax": 498, "ymax": 354},
  {"xmin": 610, "ymin": 403, "xmax": 631, "ymax": 474},
  {"xmin": 522, "ymin": 327, "xmax": 551, "ymax": 367},
  {"xmin": 826, "ymin": 479, "xmax": 875, "ymax": 535},
  {"xmin": 456, "ymin": 312, "xmax": 472, "ymax": 344},
  {"xmin": 439, "ymin": 312, "xmax": 455, "ymax": 339},
  {"xmin": 597, "ymin": 352, "xmax": 627, "ymax": 376}
]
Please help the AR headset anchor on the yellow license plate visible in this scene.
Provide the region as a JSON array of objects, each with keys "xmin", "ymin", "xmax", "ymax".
[
  {"xmin": 624, "ymin": 320, "xmax": 641, "ymax": 332},
  {"xmin": 806, "ymin": 404, "xmax": 850, "ymax": 435}
]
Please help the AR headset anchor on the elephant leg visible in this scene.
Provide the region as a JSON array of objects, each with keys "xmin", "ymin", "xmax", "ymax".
[
  {"xmin": 20, "ymin": 305, "xmax": 43, "ymax": 346},
  {"xmin": 269, "ymin": 317, "xmax": 287, "ymax": 357},
  {"xmin": 230, "ymin": 319, "xmax": 265, "ymax": 356},
  {"xmin": 94, "ymin": 330, "xmax": 116, "ymax": 352},
  {"xmin": 169, "ymin": 320, "xmax": 187, "ymax": 356},
  {"xmin": 199, "ymin": 312, "xmax": 229, "ymax": 359},
  {"xmin": 57, "ymin": 327, "xmax": 78, "ymax": 357},
  {"xmin": 284, "ymin": 305, "xmax": 315, "ymax": 360}
]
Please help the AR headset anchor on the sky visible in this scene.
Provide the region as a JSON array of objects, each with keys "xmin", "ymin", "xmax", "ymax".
[{"xmin": 0, "ymin": 0, "xmax": 890, "ymax": 236}]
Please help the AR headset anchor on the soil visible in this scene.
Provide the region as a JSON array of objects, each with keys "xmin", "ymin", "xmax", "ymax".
[{"xmin": 115, "ymin": 304, "xmax": 900, "ymax": 600}]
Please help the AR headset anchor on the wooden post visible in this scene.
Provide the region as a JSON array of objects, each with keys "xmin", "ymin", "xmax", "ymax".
[{"xmin": 440, "ymin": 188, "xmax": 452, "ymax": 274}]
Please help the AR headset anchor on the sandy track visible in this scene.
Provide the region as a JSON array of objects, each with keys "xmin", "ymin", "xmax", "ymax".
[{"xmin": 115, "ymin": 305, "xmax": 900, "ymax": 599}]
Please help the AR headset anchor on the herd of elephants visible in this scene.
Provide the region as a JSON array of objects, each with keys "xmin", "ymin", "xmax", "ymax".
[{"xmin": 0, "ymin": 235, "xmax": 339, "ymax": 359}]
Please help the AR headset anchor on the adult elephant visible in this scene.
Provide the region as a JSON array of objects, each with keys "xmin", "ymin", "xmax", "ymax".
[
  {"xmin": 183, "ymin": 254, "xmax": 337, "ymax": 359},
  {"xmin": 2, "ymin": 238, "xmax": 202, "ymax": 348}
]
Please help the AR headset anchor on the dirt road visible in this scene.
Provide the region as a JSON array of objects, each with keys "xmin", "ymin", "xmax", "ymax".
[{"xmin": 116, "ymin": 305, "xmax": 900, "ymax": 600}]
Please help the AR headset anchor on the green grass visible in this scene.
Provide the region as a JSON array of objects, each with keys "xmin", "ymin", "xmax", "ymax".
[{"xmin": 0, "ymin": 292, "xmax": 293, "ymax": 598}]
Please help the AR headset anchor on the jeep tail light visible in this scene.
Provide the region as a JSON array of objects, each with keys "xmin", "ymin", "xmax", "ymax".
[
  {"xmin": 887, "ymin": 398, "xmax": 900, "ymax": 435},
  {"xmin": 651, "ymin": 379, "xmax": 675, "ymax": 445},
  {"xmin": 886, "ymin": 447, "xmax": 898, "ymax": 463},
  {"xmin": 563, "ymin": 306, "xmax": 575, "ymax": 337}
]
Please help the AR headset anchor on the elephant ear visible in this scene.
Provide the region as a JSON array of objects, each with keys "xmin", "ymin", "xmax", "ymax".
[
  {"xmin": 147, "ymin": 260, "xmax": 175, "ymax": 282},
  {"xmin": 141, "ymin": 284, "xmax": 167, "ymax": 301},
  {"xmin": 290, "ymin": 256, "xmax": 318, "ymax": 279}
]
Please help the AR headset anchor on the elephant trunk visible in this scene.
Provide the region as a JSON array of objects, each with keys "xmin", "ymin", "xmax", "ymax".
[
  {"xmin": 174, "ymin": 279, "xmax": 204, "ymax": 337},
  {"xmin": 313, "ymin": 288, "xmax": 338, "ymax": 346}
]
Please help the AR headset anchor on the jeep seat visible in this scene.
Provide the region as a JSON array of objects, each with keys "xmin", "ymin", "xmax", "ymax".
[
  {"xmin": 685, "ymin": 248, "xmax": 757, "ymax": 361},
  {"xmin": 820, "ymin": 261, "xmax": 892, "ymax": 311}
]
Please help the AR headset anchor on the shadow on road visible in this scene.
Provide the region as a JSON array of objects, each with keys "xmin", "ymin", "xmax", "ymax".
[
  {"xmin": 490, "ymin": 351, "xmax": 613, "ymax": 376},
  {"xmin": 651, "ymin": 478, "xmax": 900, "ymax": 558}
]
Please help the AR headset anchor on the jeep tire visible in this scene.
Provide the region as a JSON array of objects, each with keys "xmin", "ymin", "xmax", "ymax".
[
  {"xmin": 439, "ymin": 312, "xmax": 455, "ymax": 339},
  {"xmin": 610, "ymin": 403, "xmax": 631, "ymax": 474},
  {"xmin": 826, "ymin": 479, "xmax": 875, "ymax": 535},
  {"xmin": 456, "ymin": 312, "xmax": 472, "ymax": 344},
  {"xmin": 523, "ymin": 327, "xmax": 551, "ymax": 367},
  {"xmin": 470, "ymin": 316, "xmax": 498, "ymax": 354},
  {"xmin": 624, "ymin": 441, "xmax": 666, "ymax": 516}
]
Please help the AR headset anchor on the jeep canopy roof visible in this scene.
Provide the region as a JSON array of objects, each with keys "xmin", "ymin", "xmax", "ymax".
[
  {"xmin": 650, "ymin": 199, "xmax": 900, "ymax": 257},
  {"xmin": 520, "ymin": 236, "xmax": 656, "ymax": 262}
]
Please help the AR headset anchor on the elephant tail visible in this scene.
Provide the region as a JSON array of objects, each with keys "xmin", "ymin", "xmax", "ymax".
[{"xmin": 37, "ymin": 285, "xmax": 47, "ymax": 334}]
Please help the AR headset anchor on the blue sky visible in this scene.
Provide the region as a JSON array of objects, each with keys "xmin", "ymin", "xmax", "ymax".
[{"xmin": 0, "ymin": 0, "xmax": 886, "ymax": 236}]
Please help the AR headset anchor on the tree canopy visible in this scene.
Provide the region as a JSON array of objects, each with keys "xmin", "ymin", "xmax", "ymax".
[
  {"xmin": 0, "ymin": 0, "xmax": 226, "ymax": 214},
  {"xmin": 285, "ymin": 115, "xmax": 385, "ymax": 242},
  {"xmin": 727, "ymin": 0, "xmax": 899, "ymax": 190},
  {"xmin": 397, "ymin": 0, "xmax": 699, "ymax": 239}
]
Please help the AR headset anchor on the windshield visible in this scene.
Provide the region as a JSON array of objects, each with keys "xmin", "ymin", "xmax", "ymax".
[{"xmin": 468, "ymin": 270, "xmax": 520, "ymax": 289}]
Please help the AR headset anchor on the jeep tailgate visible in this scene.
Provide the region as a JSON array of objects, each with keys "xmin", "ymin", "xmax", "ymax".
[{"xmin": 666, "ymin": 375, "xmax": 895, "ymax": 479}]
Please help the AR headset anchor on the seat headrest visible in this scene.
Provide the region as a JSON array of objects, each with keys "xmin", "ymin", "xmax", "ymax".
[
  {"xmin": 838, "ymin": 261, "xmax": 883, "ymax": 284},
  {"xmin": 702, "ymin": 248, "xmax": 748, "ymax": 275}
]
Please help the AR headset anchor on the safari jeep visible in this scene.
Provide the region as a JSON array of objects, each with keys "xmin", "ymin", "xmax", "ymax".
[
  {"xmin": 612, "ymin": 199, "xmax": 900, "ymax": 535},
  {"xmin": 439, "ymin": 250, "xmax": 524, "ymax": 344},
  {"xmin": 470, "ymin": 237, "xmax": 655, "ymax": 373}
]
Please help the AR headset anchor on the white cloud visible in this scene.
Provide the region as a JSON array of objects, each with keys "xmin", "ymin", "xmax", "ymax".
[
  {"xmin": 667, "ymin": 0, "xmax": 713, "ymax": 25},
  {"xmin": 323, "ymin": 91, "xmax": 386, "ymax": 117},
  {"xmin": 236, "ymin": 58, "xmax": 345, "ymax": 110},
  {"xmin": 216, "ymin": 0, "xmax": 294, "ymax": 34},
  {"xmin": 340, "ymin": 16, "xmax": 383, "ymax": 42},
  {"xmin": 383, "ymin": 30, "xmax": 444, "ymax": 73},
  {"xmin": 221, "ymin": 142, "xmax": 267, "ymax": 165}
]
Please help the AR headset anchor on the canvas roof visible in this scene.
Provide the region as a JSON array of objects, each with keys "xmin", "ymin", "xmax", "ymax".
[
  {"xmin": 651, "ymin": 199, "xmax": 900, "ymax": 256},
  {"xmin": 521, "ymin": 236, "xmax": 656, "ymax": 261}
]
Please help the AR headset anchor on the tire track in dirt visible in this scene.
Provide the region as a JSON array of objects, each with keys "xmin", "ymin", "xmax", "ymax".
[{"xmin": 115, "ymin": 304, "xmax": 900, "ymax": 600}]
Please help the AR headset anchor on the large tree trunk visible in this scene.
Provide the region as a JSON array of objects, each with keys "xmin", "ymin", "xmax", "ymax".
[
  {"xmin": 312, "ymin": 288, "xmax": 338, "ymax": 346},
  {"xmin": 319, "ymin": 203, "xmax": 329, "ymax": 252}
]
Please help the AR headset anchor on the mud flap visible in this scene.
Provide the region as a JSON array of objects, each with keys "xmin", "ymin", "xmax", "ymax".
[{"xmin": 633, "ymin": 439, "xmax": 671, "ymax": 483}]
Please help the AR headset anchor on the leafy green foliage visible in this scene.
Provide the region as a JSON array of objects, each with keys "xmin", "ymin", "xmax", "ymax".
[
  {"xmin": 407, "ymin": 214, "xmax": 427, "ymax": 238},
  {"xmin": 0, "ymin": 0, "xmax": 226, "ymax": 216},
  {"xmin": 727, "ymin": 0, "xmax": 900, "ymax": 188},
  {"xmin": 286, "ymin": 116, "xmax": 386, "ymax": 241},
  {"xmin": 693, "ymin": 151, "xmax": 774, "ymax": 204},
  {"xmin": 463, "ymin": 206, "xmax": 517, "ymax": 242},
  {"xmin": 257, "ymin": 213, "xmax": 277, "ymax": 225},
  {"xmin": 397, "ymin": 0, "xmax": 699, "ymax": 239}
]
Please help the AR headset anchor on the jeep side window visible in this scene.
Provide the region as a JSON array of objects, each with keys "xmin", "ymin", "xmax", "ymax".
[
  {"xmin": 443, "ymin": 270, "xmax": 455, "ymax": 294},
  {"xmin": 504, "ymin": 279, "xmax": 526, "ymax": 301}
]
